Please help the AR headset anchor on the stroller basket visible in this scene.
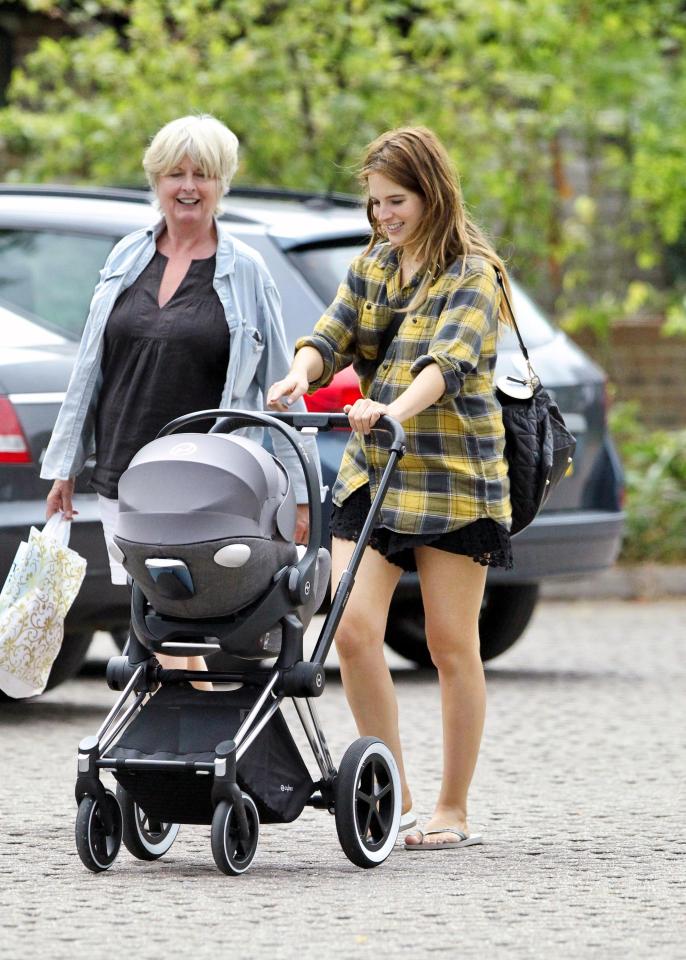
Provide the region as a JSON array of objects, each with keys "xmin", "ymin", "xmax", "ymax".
[{"xmin": 108, "ymin": 685, "xmax": 313, "ymax": 825}]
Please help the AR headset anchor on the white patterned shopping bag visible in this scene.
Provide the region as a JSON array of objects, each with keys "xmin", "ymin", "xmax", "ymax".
[{"xmin": 0, "ymin": 514, "xmax": 87, "ymax": 698}]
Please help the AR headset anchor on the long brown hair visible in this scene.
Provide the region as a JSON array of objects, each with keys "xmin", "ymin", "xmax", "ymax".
[{"xmin": 360, "ymin": 126, "xmax": 512, "ymax": 323}]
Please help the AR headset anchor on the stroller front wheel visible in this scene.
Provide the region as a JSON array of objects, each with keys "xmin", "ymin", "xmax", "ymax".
[
  {"xmin": 335, "ymin": 737, "xmax": 401, "ymax": 868},
  {"xmin": 117, "ymin": 784, "xmax": 180, "ymax": 861},
  {"xmin": 75, "ymin": 790, "xmax": 123, "ymax": 873},
  {"xmin": 211, "ymin": 793, "xmax": 259, "ymax": 876}
]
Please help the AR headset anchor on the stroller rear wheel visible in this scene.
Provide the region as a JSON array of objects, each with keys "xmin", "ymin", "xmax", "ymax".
[
  {"xmin": 117, "ymin": 785, "xmax": 180, "ymax": 861},
  {"xmin": 211, "ymin": 793, "xmax": 260, "ymax": 876},
  {"xmin": 75, "ymin": 790, "xmax": 123, "ymax": 873},
  {"xmin": 335, "ymin": 737, "xmax": 401, "ymax": 868}
]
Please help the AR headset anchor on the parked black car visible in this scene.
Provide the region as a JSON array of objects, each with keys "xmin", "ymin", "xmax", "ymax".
[{"xmin": 0, "ymin": 184, "xmax": 624, "ymax": 689}]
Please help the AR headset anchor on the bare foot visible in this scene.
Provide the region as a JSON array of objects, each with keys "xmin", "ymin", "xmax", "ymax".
[{"xmin": 404, "ymin": 809, "xmax": 470, "ymax": 847}]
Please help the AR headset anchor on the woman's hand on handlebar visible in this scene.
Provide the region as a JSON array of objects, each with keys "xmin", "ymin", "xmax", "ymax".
[
  {"xmin": 266, "ymin": 372, "xmax": 309, "ymax": 411},
  {"xmin": 344, "ymin": 398, "xmax": 390, "ymax": 435},
  {"xmin": 46, "ymin": 478, "xmax": 78, "ymax": 520}
]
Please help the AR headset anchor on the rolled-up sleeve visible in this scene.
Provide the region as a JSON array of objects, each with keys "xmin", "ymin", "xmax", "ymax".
[
  {"xmin": 295, "ymin": 263, "xmax": 363, "ymax": 391},
  {"xmin": 410, "ymin": 267, "xmax": 499, "ymax": 403}
]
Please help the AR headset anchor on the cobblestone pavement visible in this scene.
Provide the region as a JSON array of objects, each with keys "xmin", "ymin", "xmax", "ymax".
[{"xmin": 1, "ymin": 600, "xmax": 684, "ymax": 960}]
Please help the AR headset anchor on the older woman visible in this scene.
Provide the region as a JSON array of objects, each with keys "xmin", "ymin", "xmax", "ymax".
[{"xmin": 42, "ymin": 114, "xmax": 318, "ymax": 679}]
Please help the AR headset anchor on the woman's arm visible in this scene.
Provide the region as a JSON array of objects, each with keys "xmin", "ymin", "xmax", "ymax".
[
  {"xmin": 268, "ymin": 259, "xmax": 364, "ymax": 411},
  {"xmin": 266, "ymin": 345, "xmax": 324, "ymax": 410},
  {"xmin": 345, "ymin": 362, "xmax": 445, "ymax": 434},
  {"xmin": 346, "ymin": 267, "xmax": 498, "ymax": 434}
]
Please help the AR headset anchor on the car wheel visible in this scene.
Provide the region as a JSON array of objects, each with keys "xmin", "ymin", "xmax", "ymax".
[
  {"xmin": 384, "ymin": 583, "xmax": 540, "ymax": 666},
  {"xmin": 478, "ymin": 583, "xmax": 540, "ymax": 661},
  {"xmin": 45, "ymin": 631, "xmax": 94, "ymax": 690}
]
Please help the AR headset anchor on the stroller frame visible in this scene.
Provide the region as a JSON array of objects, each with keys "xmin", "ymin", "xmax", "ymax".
[{"xmin": 74, "ymin": 411, "xmax": 407, "ymax": 874}]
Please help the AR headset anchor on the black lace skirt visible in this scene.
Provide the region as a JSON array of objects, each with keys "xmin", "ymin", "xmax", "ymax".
[{"xmin": 330, "ymin": 484, "xmax": 513, "ymax": 573}]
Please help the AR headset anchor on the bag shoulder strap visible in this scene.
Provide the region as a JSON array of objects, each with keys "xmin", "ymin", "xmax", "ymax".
[
  {"xmin": 493, "ymin": 268, "xmax": 529, "ymax": 362},
  {"xmin": 368, "ymin": 310, "xmax": 404, "ymax": 378},
  {"xmin": 494, "ymin": 268, "xmax": 540, "ymax": 385}
]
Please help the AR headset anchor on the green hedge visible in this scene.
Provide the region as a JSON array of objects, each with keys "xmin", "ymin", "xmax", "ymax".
[{"xmin": 610, "ymin": 404, "xmax": 686, "ymax": 563}]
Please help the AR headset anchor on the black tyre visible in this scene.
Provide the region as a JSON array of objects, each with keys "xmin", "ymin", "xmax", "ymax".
[
  {"xmin": 478, "ymin": 583, "xmax": 540, "ymax": 661},
  {"xmin": 117, "ymin": 784, "xmax": 180, "ymax": 861},
  {"xmin": 75, "ymin": 790, "xmax": 122, "ymax": 873},
  {"xmin": 45, "ymin": 631, "xmax": 93, "ymax": 690},
  {"xmin": 210, "ymin": 794, "xmax": 259, "ymax": 876},
  {"xmin": 335, "ymin": 737, "xmax": 400, "ymax": 869},
  {"xmin": 384, "ymin": 583, "xmax": 540, "ymax": 666}
]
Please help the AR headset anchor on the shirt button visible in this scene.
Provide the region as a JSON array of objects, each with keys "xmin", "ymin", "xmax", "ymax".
[
  {"xmin": 365, "ymin": 302, "xmax": 372, "ymax": 309},
  {"xmin": 382, "ymin": 362, "xmax": 390, "ymax": 370}
]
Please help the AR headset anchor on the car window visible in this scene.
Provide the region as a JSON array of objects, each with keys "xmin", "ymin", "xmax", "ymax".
[
  {"xmin": 0, "ymin": 301, "xmax": 66, "ymax": 345},
  {"xmin": 501, "ymin": 285, "xmax": 556, "ymax": 349},
  {"xmin": 289, "ymin": 239, "xmax": 556, "ymax": 348},
  {"xmin": 288, "ymin": 240, "xmax": 367, "ymax": 304},
  {"xmin": 0, "ymin": 230, "xmax": 117, "ymax": 340}
]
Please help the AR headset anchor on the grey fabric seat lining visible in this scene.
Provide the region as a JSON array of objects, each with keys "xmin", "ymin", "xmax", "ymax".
[{"xmin": 117, "ymin": 535, "xmax": 298, "ymax": 620}]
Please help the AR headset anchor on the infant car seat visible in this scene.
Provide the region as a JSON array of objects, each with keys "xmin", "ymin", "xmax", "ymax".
[{"xmin": 112, "ymin": 434, "xmax": 329, "ymax": 646}]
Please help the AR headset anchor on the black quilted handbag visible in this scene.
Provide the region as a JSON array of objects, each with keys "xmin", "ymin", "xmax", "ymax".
[{"xmin": 494, "ymin": 270, "xmax": 577, "ymax": 536}]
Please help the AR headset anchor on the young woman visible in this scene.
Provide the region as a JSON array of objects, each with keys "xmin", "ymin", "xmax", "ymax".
[{"xmin": 267, "ymin": 126, "xmax": 512, "ymax": 850}]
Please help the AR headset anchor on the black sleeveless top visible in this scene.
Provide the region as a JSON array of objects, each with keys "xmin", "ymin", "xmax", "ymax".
[{"xmin": 91, "ymin": 250, "xmax": 229, "ymax": 498}]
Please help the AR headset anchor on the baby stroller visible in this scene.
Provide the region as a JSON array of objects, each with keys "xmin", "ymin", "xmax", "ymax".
[{"xmin": 74, "ymin": 409, "xmax": 407, "ymax": 875}]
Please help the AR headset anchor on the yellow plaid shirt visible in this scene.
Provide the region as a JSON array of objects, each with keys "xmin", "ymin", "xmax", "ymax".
[{"xmin": 296, "ymin": 243, "xmax": 511, "ymax": 535}]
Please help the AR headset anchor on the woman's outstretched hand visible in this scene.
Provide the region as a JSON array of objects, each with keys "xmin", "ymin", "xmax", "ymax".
[
  {"xmin": 46, "ymin": 478, "xmax": 78, "ymax": 520},
  {"xmin": 266, "ymin": 372, "xmax": 309, "ymax": 411},
  {"xmin": 344, "ymin": 398, "xmax": 390, "ymax": 435}
]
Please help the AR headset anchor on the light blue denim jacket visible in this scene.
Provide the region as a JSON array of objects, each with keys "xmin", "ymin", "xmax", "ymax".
[{"xmin": 41, "ymin": 218, "xmax": 319, "ymax": 502}]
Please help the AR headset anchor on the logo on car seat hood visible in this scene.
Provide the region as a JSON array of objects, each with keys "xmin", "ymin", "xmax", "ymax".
[{"xmin": 170, "ymin": 442, "xmax": 197, "ymax": 457}]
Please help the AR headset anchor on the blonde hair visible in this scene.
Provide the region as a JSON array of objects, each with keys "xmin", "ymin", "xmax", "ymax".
[
  {"xmin": 143, "ymin": 114, "xmax": 239, "ymax": 214},
  {"xmin": 360, "ymin": 126, "xmax": 512, "ymax": 323}
]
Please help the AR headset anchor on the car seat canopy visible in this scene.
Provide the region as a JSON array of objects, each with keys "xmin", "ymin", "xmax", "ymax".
[{"xmin": 117, "ymin": 433, "xmax": 296, "ymax": 543}]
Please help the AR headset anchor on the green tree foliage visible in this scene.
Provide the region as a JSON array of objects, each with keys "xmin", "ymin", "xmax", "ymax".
[{"xmin": 1, "ymin": 0, "xmax": 685, "ymax": 312}]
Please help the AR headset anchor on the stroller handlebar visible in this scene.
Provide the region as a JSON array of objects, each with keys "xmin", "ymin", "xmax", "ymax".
[
  {"xmin": 267, "ymin": 411, "xmax": 406, "ymax": 451},
  {"xmin": 157, "ymin": 409, "xmax": 406, "ymax": 450}
]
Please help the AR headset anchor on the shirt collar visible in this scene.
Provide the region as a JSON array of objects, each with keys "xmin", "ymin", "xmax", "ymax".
[
  {"xmin": 146, "ymin": 216, "xmax": 236, "ymax": 275},
  {"xmin": 379, "ymin": 242, "xmax": 399, "ymax": 277}
]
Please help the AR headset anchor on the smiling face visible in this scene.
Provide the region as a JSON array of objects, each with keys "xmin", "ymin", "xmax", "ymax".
[
  {"xmin": 367, "ymin": 171, "xmax": 426, "ymax": 251},
  {"xmin": 155, "ymin": 155, "xmax": 221, "ymax": 232}
]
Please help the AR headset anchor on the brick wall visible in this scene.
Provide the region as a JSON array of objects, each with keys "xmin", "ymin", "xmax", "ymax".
[{"xmin": 572, "ymin": 319, "xmax": 686, "ymax": 429}]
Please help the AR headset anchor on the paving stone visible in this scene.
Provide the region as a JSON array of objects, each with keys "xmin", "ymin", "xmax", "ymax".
[{"xmin": 0, "ymin": 600, "xmax": 684, "ymax": 959}]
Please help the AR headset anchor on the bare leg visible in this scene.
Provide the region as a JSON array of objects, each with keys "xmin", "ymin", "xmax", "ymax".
[
  {"xmin": 330, "ymin": 537, "xmax": 412, "ymax": 813},
  {"xmin": 404, "ymin": 548, "xmax": 488, "ymax": 845}
]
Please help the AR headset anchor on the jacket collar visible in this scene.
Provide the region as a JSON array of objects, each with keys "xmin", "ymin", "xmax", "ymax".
[{"xmin": 145, "ymin": 217, "xmax": 236, "ymax": 275}]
